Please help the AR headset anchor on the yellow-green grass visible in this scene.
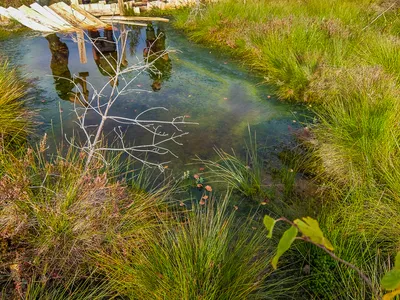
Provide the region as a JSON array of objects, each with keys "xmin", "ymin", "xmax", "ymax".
[
  {"xmin": 0, "ymin": 61, "xmax": 32, "ymax": 146},
  {"xmin": 95, "ymin": 194, "xmax": 295, "ymax": 299},
  {"xmin": 0, "ymin": 143, "xmax": 171, "ymax": 298},
  {"xmin": 170, "ymin": 0, "xmax": 400, "ymax": 298}
]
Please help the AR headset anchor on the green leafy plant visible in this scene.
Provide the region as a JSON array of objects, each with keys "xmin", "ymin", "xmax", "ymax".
[
  {"xmin": 381, "ymin": 252, "xmax": 400, "ymax": 300},
  {"xmin": 264, "ymin": 215, "xmax": 378, "ymax": 298}
]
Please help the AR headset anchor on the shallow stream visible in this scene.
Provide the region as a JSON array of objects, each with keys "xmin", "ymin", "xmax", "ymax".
[{"xmin": 0, "ymin": 24, "xmax": 299, "ymax": 170}]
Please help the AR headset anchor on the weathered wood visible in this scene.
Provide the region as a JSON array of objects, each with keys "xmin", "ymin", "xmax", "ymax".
[
  {"xmin": 71, "ymin": 4, "xmax": 108, "ymax": 27},
  {"xmin": 102, "ymin": 19, "xmax": 146, "ymax": 26},
  {"xmin": 147, "ymin": 0, "xmax": 166, "ymax": 10},
  {"xmin": 76, "ymin": 30, "xmax": 87, "ymax": 64},
  {"xmin": 70, "ymin": 0, "xmax": 79, "ymax": 5},
  {"xmin": 57, "ymin": 2, "xmax": 98, "ymax": 26},
  {"xmin": 18, "ymin": 5, "xmax": 63, "ymax": 31},
  {"xmin": 118, "ymin": 0, "xmax": 124, "ymax": 16},
  {"xmin": 41, "ymin": 4, "xmax": 74, "ymax": 28},
  {"xmin": 6, "ymin": 7, "xmax": 54, "ymax": 32},
  {"xmin": 79, "ymin": 2, "xmax": 119, "ymax": 16},
  {"xmin": 30, "ymin": 3, "xmax": 73, "ymax": 29},
  {"xmin": 100, "ymin": 16, "xmax": 169, "ymax": 22},
  {"xmin": 50, "ymin": 3, "xmax": 96, "ymax": 28},
  {"xmin": 0, "ymin": 6, "xmax": 11, "ymax": 19}
]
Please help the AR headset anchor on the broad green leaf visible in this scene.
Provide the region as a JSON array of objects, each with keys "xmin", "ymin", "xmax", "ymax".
[
  {"xmin": 263, "ymin": 215, "xmax": 276, "ymax": 238},
  {"xmin": 381, "ymin": 269, "xmax": 400, "ymax": 290},
  {"xmin": 383, "ymin": 288, "xmax": 400, "ymax": 300},
  {"xmin": 395, "ymin": 252, "xmax": 400, "ymax": 270},
  {"xmin": 294, "ymin": 217, "xmax": 334, "ymax": 251},
  {"xmin": 271, "ymin": 226, "xmax": 298, "ymax": 269}
]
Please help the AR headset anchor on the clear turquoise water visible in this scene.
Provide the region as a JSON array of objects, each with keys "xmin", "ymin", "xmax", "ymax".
[{"xmin": 0, "ymin": 24, "xmax": 299, "ymax": 170}]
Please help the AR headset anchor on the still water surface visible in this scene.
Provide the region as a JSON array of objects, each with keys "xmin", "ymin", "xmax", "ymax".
[{"xmin": 0, "ymin": 24, "xmax": 297, "ymax": 170}]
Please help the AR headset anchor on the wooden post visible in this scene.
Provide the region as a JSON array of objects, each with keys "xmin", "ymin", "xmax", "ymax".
[
  {"xmin": 77, "ymin": 30, "xmax": 87, "ymax": 64},
  {"xmin": 120, "ymin": 24, "xmax": 128, "ymax": 67},
  {"xmin": 118, "ymin": 0, "xmax": 125, "ymax": 16}
]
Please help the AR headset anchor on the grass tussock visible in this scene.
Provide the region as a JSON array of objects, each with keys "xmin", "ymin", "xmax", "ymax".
[
  {"xmin": 0, "ymin": 61, "xmax": 32, "ymax": 146},
  {"xmin": 194, "ymin": 129, "xmax": 267, "ymax": 200},
  {"xmin": 0, "ymin": 142, "xmax": 169, "ymax": 298},
  {"xmin": 172, "ymin": 0, "xmax": 400, "ymax": 298},
  {"xmin": 95, "ymin": 195, "xmax": 292, "ymax": 300},
  {"xmin": 1, "ymin": 139, "xmax": 290, "ymax": 299}
]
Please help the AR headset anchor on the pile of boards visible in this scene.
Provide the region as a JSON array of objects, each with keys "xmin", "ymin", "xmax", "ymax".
[
  {"xmin": 0, "ymin": 2, "xmax": 108, "ymax": 32},
  {"xmin": 0, "ymin": 0, "xmax": 200, "ymax": 32},
  {"xmin": 82, "ymin": 0, "xmax": 200, "ymax": 16}
]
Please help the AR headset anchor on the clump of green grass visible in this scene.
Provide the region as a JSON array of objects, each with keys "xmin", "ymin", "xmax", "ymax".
[
  {"xmin": 297, "ymin": 191, "xmax": 397, "ymax": 299},
  {"xmin": 96, "ymin": 194, "xmax": 294, "ymax": 299},
  {"xmin": 194, "ymin": 128, "xmax": 267, "ymax": 200},
  {"xmin": 0, "ymin": 141, "xmax": 169, "ymax": 298},
  {"xmin": 171, "ymin": 1, "xmax": 400, "ymax": 298},
  {"xmin": 0, "ymin": 61, "xmax": 32, "ymax": 146},
  {"xmin": 305, "ymin": 66, "xmax": 400, "ymax": 189},
  {"xmin": 173, "ymin": 0, "xmax": 384, "ymax": 102}
]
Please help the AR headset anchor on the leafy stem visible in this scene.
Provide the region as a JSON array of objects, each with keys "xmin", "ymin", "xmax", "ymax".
[{"xmin": 265, "ymin": 215, "xmax": 380, "ymax": 299}]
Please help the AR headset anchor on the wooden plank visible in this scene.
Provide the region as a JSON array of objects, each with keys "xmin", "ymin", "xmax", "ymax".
[
  {"xmin": 76, "ymin": 30, "xmax": 87, "ymax": 64},
  {"xmin": 79, "ymin": 2, "xmax": 120, "ymax": 16},
  {"xmin": 147, "ymin": 1, "xmax": 166, "ymax": 10},
  {"xmin": 56, "ymin": 2, "xmax": 98, "ymax": 26},
  {"xmin": 71, "ymin": 4, "xmax": 108, "ymax": 28},
  {"xmin": 102, "ymin": 19, "xmax": 146, "ymax": 26},
  {"xmin": 18, "ymin": 5, "xmax": 63, "ymax": 31},
  {"xmin": 71, "ymin": 0, "xmax": 79, "ymax": 5},
  {"xmin": 30, "ymin": 3, "xmax": 71, "ymax": 29},
  {"xmin": 100, "ymin": 16, "xmax": 169, "ymax": 22},
  {"xmin": 118, "ymin": 0, "xmax": 125, "ymax": 16},
  {"xmin": 0, "ymin": 6, "xmax": 11, "ymax": 19},
  {"xmin": 36, "ymin": 4, "xmax": 74, "ymax": 28},
  {"xmin": 6, "ymin": 7, "xmax": 55, "ymax": 32},
  {"xmin": 49, "ymin": 3, "xmax": 94, "ymax": 28}
]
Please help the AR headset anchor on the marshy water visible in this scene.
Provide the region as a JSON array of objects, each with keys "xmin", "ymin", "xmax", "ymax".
[{"xmin": 0, "ymin": 24, "xmax": 298, "ymax": 170}]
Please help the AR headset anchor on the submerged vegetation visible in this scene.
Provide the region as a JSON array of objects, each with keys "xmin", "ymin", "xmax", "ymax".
[{"xmin": 1, "ymin": 0, "xmax": 400, "ymax": 298}]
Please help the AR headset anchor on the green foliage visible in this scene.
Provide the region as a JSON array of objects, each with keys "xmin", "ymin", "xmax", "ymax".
[
  {"xmin": 0, "ymin": 143, "xmax": 169, "ymax": 298},
  {"xmin": 0, "ymin": 61, "xmax": 32, "ymax": 146},
  {"xmin": 294, "ymin": 217, "xmax": 334, "ymax": 251},
  {"xmin": 194, "ymin": 128, "xmax": 267, "ymax": 200},
  {"xmin": 382, "ymin": 252, "xmax": 400, "ymax": 300},
  {"xmin": 271, "ymin": 226, "xmax": 298, "ymax": 269},
  {"xmin": 173, "ymin": 2, "xmax": 400, "ymax": 298},
  {"xmin": 96, "ymin": 195, "xmax": 293, "ymax": 299},
  {"xmin": 263, "ymin": 215, "xmax": 276, "ymax": 238},
  {"xmin": 382, "ymin": 269, "xmax": 400, "ymax": 290},
  {"xmin": 264, "ymin": 216, "xmax": 334, "ymax": 271}
]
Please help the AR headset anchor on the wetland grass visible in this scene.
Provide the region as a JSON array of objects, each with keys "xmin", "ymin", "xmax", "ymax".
[
  {"xmin": 0, "ymin": 61, "xmax": 32, "ymax": 147},
  {"xmin": 1, "ymin": 0, "xmax": 400, "ymax": 297},
  {"xmin": 172, "ymin": 0, "xmax": 400, "ymax": 298},
  {"xmin": 95, "ymin": 194, "xmax": 295, "ymax": 300},
  {"xmin": 0, "ymin": 142, "xmax": 171, "ymax": 298}
]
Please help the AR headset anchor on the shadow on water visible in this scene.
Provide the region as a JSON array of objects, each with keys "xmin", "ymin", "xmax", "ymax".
[{"xmin": 0, "ymin": 23, "xmax": 302, "ymax": 171}]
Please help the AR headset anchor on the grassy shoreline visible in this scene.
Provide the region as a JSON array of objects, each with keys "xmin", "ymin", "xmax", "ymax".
[
  {"xmin": 170, "ymin": 0, "xmax": 400, "ymax": 298},
  {"xmin": 1, "ymin": 1, "xmax": 400, "ymax": 297}
]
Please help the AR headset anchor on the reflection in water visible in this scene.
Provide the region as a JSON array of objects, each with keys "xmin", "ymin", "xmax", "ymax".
[
  {"xmin": 88, "ymin": 29, "xmax": 128, "ymax": 86},
  {"xmin": 46, "ymin": 34, "xmax": 88, "ymax": 105},
  {"xmin": 144, "ymin": 24, "xmax": 172, "ymax": 91},
  {"xmin": 46, "ymin": 34, "xmax": 74, "ymax": 102},
  {"xmin": 16, "ymin": 24, "xmax": 295, "ymax": 169}
]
